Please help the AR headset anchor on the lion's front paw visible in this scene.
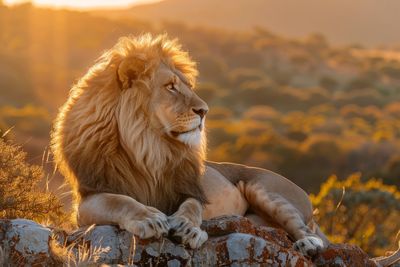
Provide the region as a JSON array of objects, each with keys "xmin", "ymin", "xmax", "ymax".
[
  {"xmin": 293, "ymin": 235, "xmax": 324, "ymax": 256},
  {"xmin": 168, "ymin": 215, "xmax": 208, "ymax": 249},
  {"xmin": 121, "ymin": 209, "xmax": 169, "ymax": 239}
]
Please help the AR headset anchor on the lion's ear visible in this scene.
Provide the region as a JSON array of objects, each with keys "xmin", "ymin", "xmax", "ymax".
[{"xmin": 117, "ymin": 57, "xmax": 146, "ymax": 90}]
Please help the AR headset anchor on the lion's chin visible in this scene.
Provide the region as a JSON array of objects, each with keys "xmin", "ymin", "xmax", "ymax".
[{"xmin": 175, "ymin": 128, "xmax": 203, "ymax": 147}]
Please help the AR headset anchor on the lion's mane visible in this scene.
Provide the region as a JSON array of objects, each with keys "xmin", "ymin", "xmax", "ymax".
[{"xmin": 51, "ymin": 34, "xmax": 207, "ymax": 215}]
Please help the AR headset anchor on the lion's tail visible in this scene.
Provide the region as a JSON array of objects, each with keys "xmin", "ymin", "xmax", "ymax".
[{"xmin": 372, "ymin": 241, "xmax": 400, "ymax": 267}]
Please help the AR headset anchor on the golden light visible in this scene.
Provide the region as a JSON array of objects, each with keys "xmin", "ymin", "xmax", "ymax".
[{"xmin": 3, "ymin": 0, "xmax": 160, "ymax": 9}]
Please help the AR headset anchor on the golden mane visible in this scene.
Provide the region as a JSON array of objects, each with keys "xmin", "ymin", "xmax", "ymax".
[{"xmin": 51, "ymin": 34, "xmax": 207, "ymax": 215}]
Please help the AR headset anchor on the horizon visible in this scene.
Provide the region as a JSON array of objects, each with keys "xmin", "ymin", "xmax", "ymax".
[
  {"xmin": 3, "ymin": 0, "xmax": 400, "ymax": 47},
  {"xmin": 3, "ymin": 0, "xmax": 161, "ymax": 9}
]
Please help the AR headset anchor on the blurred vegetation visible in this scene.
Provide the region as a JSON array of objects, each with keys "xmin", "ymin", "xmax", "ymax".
[
  {"xmin": 1, "ymin": 4, "xmax": 400, "ymax": 191},
  {"xmin": 0, "ymin": 135, "xmax": 69, "ymax": 227},
  {"xmin": 311, "ymin": 173, "xmax": 400, "ymax": 256},
  {"xmin": 0, "ymin": 4, "xmax": 399, "ymax": 256}
]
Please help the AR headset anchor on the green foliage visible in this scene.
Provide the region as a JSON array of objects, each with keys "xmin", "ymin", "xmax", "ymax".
[
  {"xmin": 311, "ymin": 173, "xmax": 400, "ymax": 256},
  {"xmin": 0, "ymin": 136, "xmax": 68, "ymax": 226}
]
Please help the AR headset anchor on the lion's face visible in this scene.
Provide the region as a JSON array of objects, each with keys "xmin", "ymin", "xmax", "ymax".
[{"xmin": 150, "ymin": 64, "xmax": 208, "ymax": 147}]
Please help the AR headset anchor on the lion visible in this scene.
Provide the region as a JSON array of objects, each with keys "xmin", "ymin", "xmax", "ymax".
[{"xmin": 50, "ymin": 34, "xmax": 399, "ymax": 263}]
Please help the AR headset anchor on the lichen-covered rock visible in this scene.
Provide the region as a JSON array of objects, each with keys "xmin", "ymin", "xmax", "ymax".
[
  {"xmin": 0, "ymin": 216, "xmax": 379, "ymax": 266},
  {"xmin": 314, "ymin": 243, "xmax": 376, "ymax": 267},
  {"xmin": 0, "ymin": 219, "xmax": 56, "ymax": 266}
]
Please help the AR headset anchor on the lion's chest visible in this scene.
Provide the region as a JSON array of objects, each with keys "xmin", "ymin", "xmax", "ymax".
[{"xmin": 145, "ymin": 185, "xmax": 183, "ymax": 216}]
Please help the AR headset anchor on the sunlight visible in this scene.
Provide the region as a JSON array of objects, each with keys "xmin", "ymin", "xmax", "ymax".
[{"xmin": 4, "ymin": 0, "xmax": 160, "ymax": 9}]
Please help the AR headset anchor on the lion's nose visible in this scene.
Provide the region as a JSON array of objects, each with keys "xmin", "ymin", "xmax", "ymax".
[{"xmin": 192, "ymin": 108, "xmax": 208, "ymax": 119}]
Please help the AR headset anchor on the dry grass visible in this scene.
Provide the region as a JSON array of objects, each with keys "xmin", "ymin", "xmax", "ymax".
[
  {"xmin": 0, "ymin": 246, "xmax": 6, "ymax": 267},
  {"xmin": 56, "ymin": 241, "xmax": 110, "ymax": 267},
  {"xmin": 50, "ymin": 225, "xmax": 111, "ymax": 266}
]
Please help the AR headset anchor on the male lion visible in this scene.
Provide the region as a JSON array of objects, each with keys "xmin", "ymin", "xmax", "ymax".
[{"xmin": 52, "ymin": 34, "xmax": 329, "ymax": 256}]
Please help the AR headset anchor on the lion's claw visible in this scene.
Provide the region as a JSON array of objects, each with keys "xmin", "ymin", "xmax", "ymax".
[
  {"xmin": 122, "ymin": 211, "xmax": 169, "ymax": 239},
  {"xmin": 293, "ymin": 236, "xmax": 324, "ymax": 257},
  {"xmin": 168, "ymin": 215, "xmax": 208, "ymax": 249}
]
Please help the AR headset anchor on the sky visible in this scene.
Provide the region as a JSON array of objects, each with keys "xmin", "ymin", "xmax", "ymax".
[{"xmin": 3, "ymin": 0, "xmax": 160, "ymax": 9}]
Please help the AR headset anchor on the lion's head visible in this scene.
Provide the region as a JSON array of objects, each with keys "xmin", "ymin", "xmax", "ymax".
[
  {"xmin": 116, "ymin": 35, "xmax": 208, "ymax": 150},
  {"xmin": 52, "ymin": 34, "xmax": 208, "ymax": 214}
]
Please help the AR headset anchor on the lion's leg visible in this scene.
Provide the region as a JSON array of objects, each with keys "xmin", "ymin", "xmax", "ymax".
[
  {"xmin": 78, "ymin": 193, "xmax": 169, "ymax": 239},
  {"xmin": 168, "ymin": 198, "xmax": 208, "ymax": 249},
  {"xmin": 202, "ymin": 166, "xmax": 248, "ymax": 220},
  {"xmin": 238, "ymin": 181, "xmax": 325, "ymax": 256}
]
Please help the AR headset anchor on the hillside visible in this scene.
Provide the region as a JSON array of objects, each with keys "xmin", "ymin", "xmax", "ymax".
[
  {"xmin": 1, "ymin": 4, "xmax": 400, "ymax": 193},
  {"xmin": 96, "ymin": 0, "xmax": 400, "ymax": 47}
]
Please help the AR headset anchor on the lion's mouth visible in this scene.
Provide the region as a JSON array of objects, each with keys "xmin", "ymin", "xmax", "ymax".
[{"xmin": 171, "ymin": 125, "xmax": 202, "ymax": 137}]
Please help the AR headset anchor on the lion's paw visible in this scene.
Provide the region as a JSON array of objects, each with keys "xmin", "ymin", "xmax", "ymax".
[
  {"xmin": 168, "ymin": 216, "xmax": 208, "ymax": 249},
  {"xmin": 121, "ymin": 211, "xmax": 169, "ymax": 239},
  {"xmin": 293, "ymin": 235, "xmax": 324, "ymax": 256}
]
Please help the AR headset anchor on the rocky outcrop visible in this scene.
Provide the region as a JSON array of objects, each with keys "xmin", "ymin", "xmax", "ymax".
[{"xmin": 0, "ymin": 216, "xmax": 380, "ymax": 266}]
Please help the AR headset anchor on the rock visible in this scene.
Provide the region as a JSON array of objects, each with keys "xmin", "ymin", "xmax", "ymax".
[
  {"xmin": 0, "ymin": 219, "xmax": 55, "ymax": 266},
  {"xmin": 0, "ymin": 216, "xmax": 378, "ymax": 266},
  {"xmin": 313, "ymin": 244, "xmax": 376, "ymax": 267}
]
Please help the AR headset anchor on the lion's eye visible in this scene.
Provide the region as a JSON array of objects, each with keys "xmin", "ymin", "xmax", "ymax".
[{"xmin": 165, "ymin": 83, "xmax": 177, "ymax": 93}]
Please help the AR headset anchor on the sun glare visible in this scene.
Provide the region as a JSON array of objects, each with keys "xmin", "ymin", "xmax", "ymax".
[{"xmin": 4, "ymin": 0, "xmax": 160, "ymax": 9}]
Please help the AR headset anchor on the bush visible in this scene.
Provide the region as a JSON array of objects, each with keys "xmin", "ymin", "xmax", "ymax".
[
  {"xmin": 0, "ymin": 136, "xmax": 68, "ymax": 227},
  {"xmin": 311, "ymin": 173, "xmax": 400, "ymax": 256}
]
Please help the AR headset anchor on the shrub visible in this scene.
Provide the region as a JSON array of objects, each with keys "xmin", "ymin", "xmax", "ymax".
[
  {"xmin": 0, "ymin": 136, "xmax": 68, "ymax": 227},
  {"xmin": 311, "ymin": 173, "xmax": 400, "ymax": 256}
]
